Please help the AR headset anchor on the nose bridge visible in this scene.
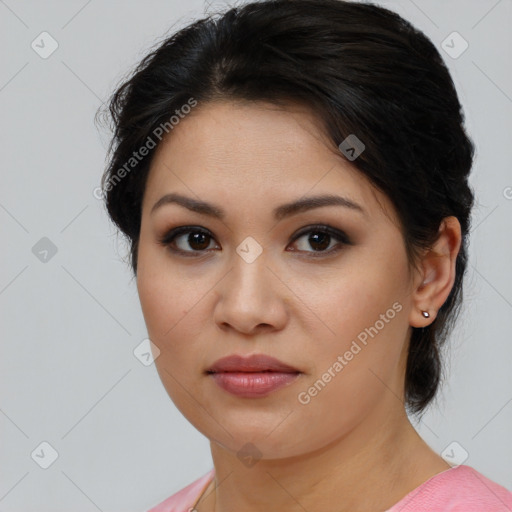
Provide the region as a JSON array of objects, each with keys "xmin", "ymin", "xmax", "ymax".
[
  {"xmin": 214, "ymin": 239, "xmax": 286, "ymax": 333},
  {"xmin": 228, "ymin": 241, "xmax": 272, "ymax": 302}
]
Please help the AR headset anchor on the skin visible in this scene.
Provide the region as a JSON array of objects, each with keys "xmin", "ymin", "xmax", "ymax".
[{"xmin": 136, "ymin": 100, "xmax": 462, "ymax": 512}]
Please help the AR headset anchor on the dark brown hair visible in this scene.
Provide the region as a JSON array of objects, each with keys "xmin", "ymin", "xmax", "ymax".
[{"xmin": 97, "ymin": 0, "xmax": 475, "ymax": 416}]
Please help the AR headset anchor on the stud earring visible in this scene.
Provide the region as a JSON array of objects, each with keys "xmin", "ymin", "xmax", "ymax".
[{"xmin": 421, "ymin": 311, "xmax": 430, "ymax": 318}]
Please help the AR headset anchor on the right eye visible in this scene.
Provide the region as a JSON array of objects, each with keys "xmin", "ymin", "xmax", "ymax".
[{"xmin": 158, "ymin": 226, "xmax": 220, "ymax": 257}]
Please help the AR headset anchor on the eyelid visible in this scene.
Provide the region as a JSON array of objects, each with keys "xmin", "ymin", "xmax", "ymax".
[
  {"xmin": 157, "ymin": 225, "xmax": 217, "ymax": 257},
  {"xmin": 290, "ymin": 224, "xmax": 351, "ymax": 245},
  {"xmin": 286, "ymin": 224, "xmax": 351, "ymax": 258}
]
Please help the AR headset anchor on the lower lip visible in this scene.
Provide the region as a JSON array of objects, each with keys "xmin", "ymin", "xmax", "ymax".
[{"xmin": 209, "ymin": 371, "xmax": 300, "ymax": 397}]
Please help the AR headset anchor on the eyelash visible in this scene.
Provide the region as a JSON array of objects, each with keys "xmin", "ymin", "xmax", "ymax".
[{"xmin": 157, "ymin": 224, "xmax": 352, "ymax": 258}]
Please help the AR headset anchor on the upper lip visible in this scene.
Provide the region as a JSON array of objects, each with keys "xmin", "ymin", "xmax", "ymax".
[{"xmin": 206, "ymin": 354, "xmax": 300, "ymax": 373}]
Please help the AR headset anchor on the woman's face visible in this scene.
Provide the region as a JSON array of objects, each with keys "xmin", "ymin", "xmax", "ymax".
[{"xmin": 137, "ymin": 100, "xmax": 420, "ymax": 458}]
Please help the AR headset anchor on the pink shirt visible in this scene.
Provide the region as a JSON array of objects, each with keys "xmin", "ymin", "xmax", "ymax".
[{"xmin": 146, "ymin": 465, "xmax": 512, "ymax": 512}]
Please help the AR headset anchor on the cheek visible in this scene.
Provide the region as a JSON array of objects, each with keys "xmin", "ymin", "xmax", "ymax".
[
  {"xmin": 137, "ymin": 272, "xmax": 176, "ymax": 342},
  {"xmin": 292, "ymin": 290, "xmax": 408, "ymax": 449},
  {"xmin": 137, "ymin": 271, "xmax": 205, "ymax": 352},
  {"xmin": 298, "ymin": 260, "xmax": 407, "ymax": 344},
  {"xmin": 137, "ymin": 266, "xmax": 213, "ymax": 423},
  {"xmin": 300, "ymin": 250, "xmax": 410, "ymax": 389},
  {"xmin": 136, "ymin": 235, "xmax": 196, "ymax": 340},
  {"xmin": 136, "ymin": 245, "xmax": 216, "ymax": 381}
]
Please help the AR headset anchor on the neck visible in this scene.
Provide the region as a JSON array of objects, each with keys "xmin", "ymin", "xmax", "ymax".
[{"xmin": 201, "ymin": 400, "xmax": 449, "ymax": 512}]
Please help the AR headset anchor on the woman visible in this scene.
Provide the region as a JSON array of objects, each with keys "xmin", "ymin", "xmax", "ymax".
[{"xmin": 98, "ymin": 0, "xmax": 512, "ymax": 510}]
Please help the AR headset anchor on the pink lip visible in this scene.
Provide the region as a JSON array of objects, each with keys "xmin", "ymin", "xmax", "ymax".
[{"xmin": 206, "ymin": 354, "xmax": 301, "ymax": 397}]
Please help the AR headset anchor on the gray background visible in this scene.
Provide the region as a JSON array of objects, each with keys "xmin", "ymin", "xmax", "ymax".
[{"xmin": 1, "ymin": 0, "xmax": 511, "ymax": 510}]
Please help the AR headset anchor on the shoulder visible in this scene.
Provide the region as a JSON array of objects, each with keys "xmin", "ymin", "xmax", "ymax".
[
  {"xmin": 144, "ymin": 469, "xmax": 215, "ymax": 512},
  {"xmin": 388, "ymin": 464, "xmax": 512, "ymax": 512}
]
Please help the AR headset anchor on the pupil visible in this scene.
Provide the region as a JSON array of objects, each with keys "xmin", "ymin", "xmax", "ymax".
[
  {"xmin": 309, "ymin": 232, "xmax": 330, "ymax": 251},
  {"xmin": 189, "ymin": 232, "xmax": 209, "ymax": 250}
]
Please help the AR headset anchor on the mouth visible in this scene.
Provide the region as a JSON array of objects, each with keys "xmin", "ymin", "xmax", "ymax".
[
  {"xmin": 206, "ymin": 353, "xmax": 301, "ymax": 374},
  {"xmin": 206, "ymin": 354, "xmax": 302, "ymax": 397}
]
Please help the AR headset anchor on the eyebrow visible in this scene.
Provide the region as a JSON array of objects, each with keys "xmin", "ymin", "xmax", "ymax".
[{"xmin": 150, "ymin": 192, "xmax": 366, "ymax": 220}]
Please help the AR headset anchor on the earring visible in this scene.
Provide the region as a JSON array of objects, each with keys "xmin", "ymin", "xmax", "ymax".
[{"xmin": 421, "ymin": 311, "xmax": 430, "ymax": 318}]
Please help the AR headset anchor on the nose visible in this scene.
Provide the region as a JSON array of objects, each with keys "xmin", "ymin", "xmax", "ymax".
[{"xmin": 213, "ymin": 250, "xmax": 289, "ymax": 336}]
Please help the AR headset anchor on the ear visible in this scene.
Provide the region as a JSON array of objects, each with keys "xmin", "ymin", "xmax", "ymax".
[{"xmin": 409, "ymin": 216, "xmax": 462, "ymax": 328}]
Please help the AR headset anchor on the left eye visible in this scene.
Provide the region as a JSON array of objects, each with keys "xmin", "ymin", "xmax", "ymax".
[{"xmin": 288, "ymin": 225, "xmax": 350, "ymax": 255}]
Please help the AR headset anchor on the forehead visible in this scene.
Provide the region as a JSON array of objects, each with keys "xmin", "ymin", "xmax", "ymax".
[
  {"xmin": 144, "ymin": 100, "xmax": 396, "ymax": 225},
  {"xmin": 152, "ymin": 99, "xmax": 336, "ymax": 172}
]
